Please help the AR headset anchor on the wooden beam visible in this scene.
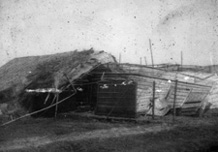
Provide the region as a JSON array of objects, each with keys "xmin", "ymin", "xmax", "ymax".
[{"xmin": 92, "ymin": 72, "xmax": 211, "ymax": 88}]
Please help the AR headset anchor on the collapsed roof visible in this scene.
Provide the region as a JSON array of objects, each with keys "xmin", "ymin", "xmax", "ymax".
[{"xmin": 0, "ymin": 49, "xmax": 118, "ymax": 118}]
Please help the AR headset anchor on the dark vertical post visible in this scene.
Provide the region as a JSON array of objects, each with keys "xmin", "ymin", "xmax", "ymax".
[
  {"xmin": 149, "ymin": 39, "xmax": 154, "ymax": 67},
  {"xmin": 213, "ymin": 64, "xmax": 216, "ymax": 75},
  {"xmin": 134, "ymin": 82, "xmax": 137, "ymax": 118},
  {"xmin": 119, "ymin": 53, "xmax": 121, "ymax": 64},
  {"xmin": 209, "ymin": 66, "xmax": 212, "ymax": 73},
  {"xmin": 55, "ymin": 93, "xmax": 59, "ymax": 118},
  {"xmin": 181, "ymin": 51, "xmax": 183, "ymax": 71},
  {"xmin": 173, "ymin": 80, "xmax": 178, "ymax": 123},
  {"xmin": 90, "ymin": 84, "xmax": 93, "ymax": 108},
  {"xmin": 152, "ymin": 81, "xmax": 156, "ymax": 120},
  {"xmin": 144, "ymin": 57, "xmax": 147, "ymax": 65}
]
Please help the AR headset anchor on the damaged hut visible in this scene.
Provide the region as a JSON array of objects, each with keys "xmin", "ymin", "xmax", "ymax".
[
  {"xmin": 0, "ymin": 50, "xmax": 213, "ymax": 123},
  {"xmin": 0, "ymin": 49, "xmax": 124, "ymax": 119},
  {"xmin": 108, "ymin": 64, "xmax": 212, "ymax": 117}
]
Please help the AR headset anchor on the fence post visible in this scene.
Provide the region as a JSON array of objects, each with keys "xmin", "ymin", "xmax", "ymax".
[
  {"xmin": 55, "ymin": 93, "xmax": 59, "ymax": 118},
  {"xmin": 173, "ymin": 80, "xmax": 178, "ymax": 123},
  {"xmin": 152, "ymin": 81, "xmax": 156, "ymax": 120}
]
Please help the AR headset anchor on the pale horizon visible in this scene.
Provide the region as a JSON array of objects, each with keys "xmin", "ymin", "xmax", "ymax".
[{"xmin": 0, "ymin": 0, "xmax": 217, "ymax": 67}]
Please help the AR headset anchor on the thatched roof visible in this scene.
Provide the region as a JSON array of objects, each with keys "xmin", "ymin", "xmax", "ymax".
[{"xmin": 0, "ymin": 49, "xmax": 117, "ymax": 117}]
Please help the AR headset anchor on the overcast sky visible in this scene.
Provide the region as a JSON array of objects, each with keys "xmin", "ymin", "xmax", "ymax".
[{"xmin": 0, "ymin": 0, "xmax": 218, "ymax": 66}]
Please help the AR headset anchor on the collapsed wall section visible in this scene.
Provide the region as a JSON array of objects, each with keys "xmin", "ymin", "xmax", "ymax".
[{"xmin": 0, "ymin": 50, "xmax": 117, "ymax": 120}]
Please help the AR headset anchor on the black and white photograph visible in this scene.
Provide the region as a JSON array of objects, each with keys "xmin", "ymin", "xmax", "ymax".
[{"xmin": 0, "ymin": 0, "xmax": 218, "ymax": 151}]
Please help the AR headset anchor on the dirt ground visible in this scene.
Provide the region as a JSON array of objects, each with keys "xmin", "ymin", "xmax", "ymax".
[{"xmin": 0, "ymin": 110, "xmax": 218, "ymax": 152}]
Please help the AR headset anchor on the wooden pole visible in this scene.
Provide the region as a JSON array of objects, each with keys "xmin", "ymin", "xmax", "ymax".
[
  {"xmin": 140, "ymin": 57, "xmax": 142, "ymax": 65},
  {"xmin": 55, "ymin": 93, "xmax": 59, "ymax": 118},
  {"xmin": 173, "ymin": 80, "xmax": 178, "ymax": 123},
  {"xmin": 209, "ymin": 52, "xmax": 214, "ymax": 74},
  {"xmin": 152, "ymin": 81, "xmax": 156, "ymax": 120},
  {"xmin": 119, "ymin": 53, "xmax": 121, "ymax": 64},
  {"xmin": 181, "ymin": 51, "xmax": 183, "ymax": 71},
  {"xmin": 144, "ymin": 57, "xmax": 147, "ymax": 65},
  {"xmin": 149, "ymin": 39, "xmax": 154, "ymax": 67}
]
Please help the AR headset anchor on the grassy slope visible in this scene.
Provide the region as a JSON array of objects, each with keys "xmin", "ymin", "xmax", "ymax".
[
  {"xmin": 20, "ymin": 124, "xmax": 218, "ymax": 152},
  {"xmin": 5, "ymin": 123, "xmax": 218, "ymax": 152},
  {"xmin": 1, "ymin": 113, "xmax": 218, "ymax": 152}
]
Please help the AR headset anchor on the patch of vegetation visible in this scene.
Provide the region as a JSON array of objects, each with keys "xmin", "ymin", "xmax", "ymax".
[{"xmin": 6, "ymin": 121, "xmax": 218, "ymax": 152}]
